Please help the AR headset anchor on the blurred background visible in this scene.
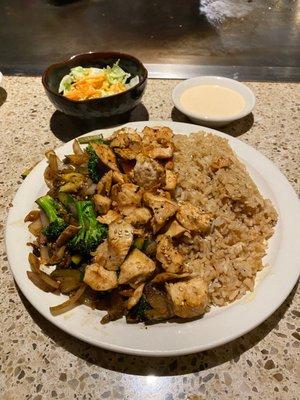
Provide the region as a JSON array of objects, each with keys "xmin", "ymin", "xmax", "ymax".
[{"xmin": 0, "ymin": 0, "xmax": 299, "ymax": 80}]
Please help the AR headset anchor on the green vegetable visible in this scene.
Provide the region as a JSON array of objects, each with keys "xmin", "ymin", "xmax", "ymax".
[
  {"xmin": 51, "ymin": 269, "xmax": 82, "ymax": 280},
  {"xmin": 59, "ymin": 66, "xmax": 88, "ymax": 94},
  {"xmin": 71, "ymin": 254, "xmax": 82, "ymax": 265},
  {"xmin": 86, "ymin": 145, "xmax": 101, "ymax": 183},
  {"xmin": 68, "ymin": 200, "xmax": 108, "ymax": 256},
  {"xmin": 78, "ymin": 134, "xmax": 108, "ymax": 145},
  {"xmin": 104, "ymin": 60, "xmax": 130, "ymax": 85},
  {"xmin": 36, "ymin": 195, "xmax": 68, "ymax": 241},
  {"xmin": 58, "ymin": 192, "xmax": 75, "ymax": 209},
  {"xmin": 58, "ymin": 75, "xmax": 73, "ymax": 94},
  {"xmin": 132, "ymin": 295, "xmax": 151, "ymax": 320},
  {"xmin": 133, "ymin": 237, "xmax": 144, "ymax": 250}
]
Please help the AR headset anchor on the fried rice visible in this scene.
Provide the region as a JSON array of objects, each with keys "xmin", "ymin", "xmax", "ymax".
[{"xmin": 173, "ymin": 132, "xmax": 278, "ymax": 307}]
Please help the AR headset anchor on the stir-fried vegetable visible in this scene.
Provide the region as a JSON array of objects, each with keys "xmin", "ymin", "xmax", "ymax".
[
  {"xmin": 68, "ymin": 200, "xmax": 108, "ymax": 256},
  {"xmin": 36, "ymin": 195, "xmax": 68, "ymax": 241}
]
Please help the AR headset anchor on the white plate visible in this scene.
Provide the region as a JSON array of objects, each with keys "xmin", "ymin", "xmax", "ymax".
[{"xmin": 5, "ymin": 121, "xmax": 300, "ymax": 357}]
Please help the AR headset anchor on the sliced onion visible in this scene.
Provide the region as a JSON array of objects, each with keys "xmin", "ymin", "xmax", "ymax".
[
  {"xmin": 28, "ymin": 218, "xmax": 42, "ymax": 237},
  {"xmin": 60, "ymin": 278, "xmax": 81, "ymax": 294},
  {"xmin": 55, "ymin": 225, "xmax": 80, "ymax": 247},
  {"xmin": 73, "ymin": 139, "xmax": 84, "ymax": 155},
  {"xmin": 50, "ymin": 284, "xmax": 86, "ymax": 316},
  {"xmin": 55, "ymin": 245, "xmax": 66, "ymax": 259},
  {"xmin": 24, "ymin": 210, "xmax": 40, "ymax": 222},
  {"xmin": 45, "ymin": 150, "xmax": 58, "ymax": 172},
  {"xmin": 27, "ymin": 271, "xmax": 52, "ymax": 292},
  {"xmin": 40, "ymin": 246, "xmax": 50, "ymax": 264},
  {"xmin": 28, "ymin": 252, "xmax": 40, "ymax": 273},
  {"xmin": 39, "ymin": 210, "xmax": 49, "ymax": 228},
  {"xmin": 38, "ymin": 270, "xmax": 60, "ymax": 289},
  {"xmin": 85, "ymin": 183, "xmax": 97, "ymax": 196}
]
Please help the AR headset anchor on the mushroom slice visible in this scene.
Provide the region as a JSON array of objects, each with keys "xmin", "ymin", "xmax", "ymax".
[
  {"xmin": 143, "ymin": 284, "xmax": 174, "ymax": 321},
  {"xmin": 166, "ymin": 277, "xmax": 208, "ymax": 318},
  {"xmin": 127, "ymin": 283, "xmax": 145, "ymax": 310},
  {"xmin": 92, "ymin": 143, "xmax": 119, "ymax": 171},
  {"xmin": 118, "ymin": 249, "xmax": 156, "ymax": 285},
  {"xmin": 84, "ymin": 263, "xmax": 118, "ymax": 291},
  {"xmin": 156, "ymin": 235, "xmax": 184, "ymax": 274},
  {"xmin": 176, "ymin": 202, "xmax": 212, "ymax": 233}
]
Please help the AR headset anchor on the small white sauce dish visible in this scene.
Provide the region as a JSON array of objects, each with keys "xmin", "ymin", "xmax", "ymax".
[{"xmin": 172, "ymin": 76, "xmax": 255, "ymax": 127}]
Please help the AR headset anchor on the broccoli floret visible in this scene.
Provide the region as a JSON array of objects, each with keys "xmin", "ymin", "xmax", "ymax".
[
  {"xmin": 68, "ymin": 200, "xmax": 108, "ymax": 256},
  {"xmin": 36, "ymin": 195, "xmax": 68, "ymax": 241},
  {"xmin": 86, "ymin": 145, "xmax": 101, "ymax": 183},
  {"xmin": 132, "ymin": 295, "xmax": 152, "ymax": 320},
  {"xmin": 81, "ymin": 135, "xmax": 109, "ymax": 183}
]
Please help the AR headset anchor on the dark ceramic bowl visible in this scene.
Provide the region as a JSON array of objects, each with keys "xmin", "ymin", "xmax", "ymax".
[{"xmin": 42, "ymin": 52, "xmax": 148, "ymax": 119}]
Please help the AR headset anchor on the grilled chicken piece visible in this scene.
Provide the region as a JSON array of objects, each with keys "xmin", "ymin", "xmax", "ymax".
[
  {"xmin": 108, "ymin": 127, "xmax": 137, "ymax": 141},
  {"xmin": 156, "ymin": 235, "xmax": 184, "ymax": 273},
  {"xmin": 165, "ymin": 220, "xmax": 186, "ymax": 238},
  {"xmin": 176, "ymin": 202, "xmax": 212, "ymax": 233},
  {"xmin": 112, "ymin": 170, "xmax": 127, "ymax": 184},
  {"xmin": 106, "ymin": 220, "xmax": 134, "ymax": 271},
  {"xmin": 142, "ymin": 126, "xmax": 173, "ymax": 145},
  {"xmin": 166, "ymin": 277, "xmax": 208, "ymax": 318},
  {"xmin": 118, "ymin": 249, "xmax": 156, "ymax": 285},
  {"xmin": 84, "ymin": 263, "xmax": 118, "ymax": 291},
  {"xmin": 115, "ymin": 183, "xmax": 143, "ymax": 209},
  {"xmin": 143, "ymin": 192, "xmax": 178, "ymax": 232},
  {"xmin": 143, "ymin": 143, "xmax": 173, "ymax": 159},
  {"xmin": 132, "ymin": 154, "xmax": 165, "ymax": 190},
  {"xmin": 92, "ymin": 143, "xmax": 119, "ymax": 171},
  {"xmin": 110, "ymin": 130, "xmax": 142, "ymax": 160},
  {"xmin": 122, "ymin": 207, "xmax": 152, "ymax": 226},
  {"xmin": 142, "ymin": 126, "xmax": 174, "ymax": 159},
  {"xmin": 210, "ymin": 156, "xmax": 232, "ymax": 172},
  {"xmin": 97, "ymin": 210, "xmax": 120, "ymax": 225},
  {"xmin": 127, "ymin": 283, "xmax": 145, "ymax": 310},
  {"xmin": 96, "ymin": 170, "xmax": 113, "ymax": 196},
  {"xmin": 93, "ymin": 194, "xmax": 111, "ymax": 214},
  {"xmin": 164, "ymin": 170, "xmax": 177, "ymax": 191},
  {"xmin": 92, "ymin": 240, "xmax": 108, "ymax": 265}
]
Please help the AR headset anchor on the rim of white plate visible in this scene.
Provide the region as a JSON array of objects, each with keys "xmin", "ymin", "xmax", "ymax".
[{"xmin": 5, "ymin": 121, "xmax": 300, "ymax": 357}]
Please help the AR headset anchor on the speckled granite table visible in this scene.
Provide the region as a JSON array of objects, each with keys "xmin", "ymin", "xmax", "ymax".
[{"xmin": 0, "ymin": 77, "xmax": 299, "ymax": 400}]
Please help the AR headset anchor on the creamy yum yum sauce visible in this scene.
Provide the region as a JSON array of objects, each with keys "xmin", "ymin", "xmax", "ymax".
[{"xmin": 180, "ymin": 85, "xmax": 246, "ymax": 118}]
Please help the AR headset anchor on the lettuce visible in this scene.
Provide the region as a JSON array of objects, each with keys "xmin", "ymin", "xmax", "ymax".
[
  {"xmin": 59, "ymin": 75, "xmax": 73, "ymax": 93},
  {"xmin": 104, "ymin": 60, "xmax": 131, "ymax": 85}
]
